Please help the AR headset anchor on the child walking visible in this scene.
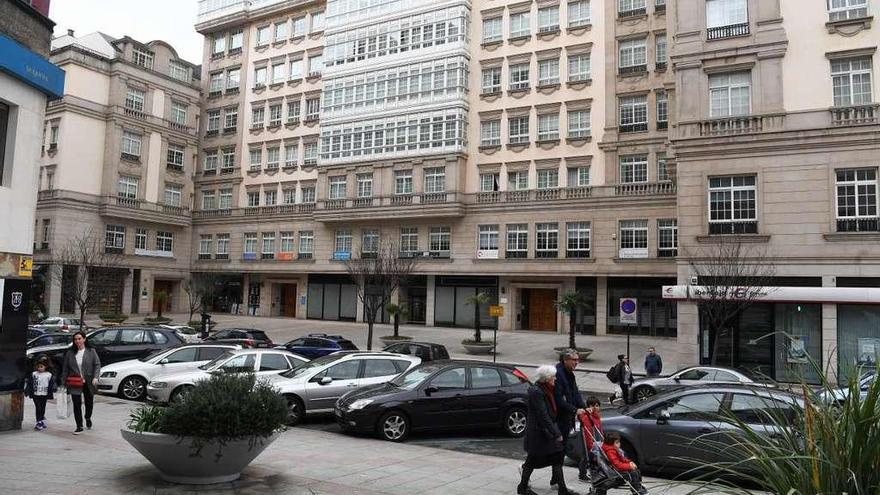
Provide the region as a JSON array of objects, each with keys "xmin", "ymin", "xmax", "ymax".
[{"xmin": 24, "ymin": 357, "xmax": 56, "ymax": 430}]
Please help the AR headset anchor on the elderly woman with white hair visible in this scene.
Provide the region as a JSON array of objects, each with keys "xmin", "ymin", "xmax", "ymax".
[{"xmin": 518, "ymin": 365, "xmax": 580, "ymax": 495}]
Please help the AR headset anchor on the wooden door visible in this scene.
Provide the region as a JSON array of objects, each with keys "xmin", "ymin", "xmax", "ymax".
[
  {"xmin": 153, "ymin": 281, "xmax": 174, "ymax": 313},
  {"xmin": 528, "ymin": 289, "xmax": 557, "ymax": 331},
  {"xmin": 281, "ymin": 284, "xmax": 298, "ymax": 317}
]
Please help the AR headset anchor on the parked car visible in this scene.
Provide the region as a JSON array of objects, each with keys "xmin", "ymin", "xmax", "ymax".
[
  {"xmin": 818, "ymin": 371, "xmax": 877, "ymax": 404},
  {"xmin": 27, "ymin": 332, "xmax": 74, "ymax": 349},
  {"xmin": 268, "ymin": 352, "xmax": 420, "ymax": 425},
  {"xmin": 381, "ymin": 342, "xmax": 450, "ymax": 362},
  {"xmin": 203, "ymin": 328, "xmax": 274, "ymax": 348},
  {"xmin": 629, "ymin": 365, "xmax": 769, "ymax": 402},
  {"xmin": 98, "ymin": 343, "xmax": 240, "ymax": 401},
  {"xmin": 159, "ymin": 324, "xmax": 201, "ymax": 344},
  {"xmin": 27, "ymin": 325, "xmax": 47, "ymax": 340},
  {"xmin": 335, "ymin": 360, "xmax": 530, "ymax": 442},
  {"xmin": 277, "ymin": 333, "xmax": 358, "ymax": 359},
  {"xmin": 601, "ymin": 384, "xmax": 801, "ymax": 474},
  {"xmin": 32, "ymin": 317, "xmax": 85, "ymax": 332},
  {"xmin": 146, "ymin": 348, "xmax": 308, "ymax": 404}
]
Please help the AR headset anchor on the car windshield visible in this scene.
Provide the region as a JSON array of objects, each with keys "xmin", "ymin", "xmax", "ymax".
[
  {"xmin": 280, "ymin": 354, "xmax": 341, "ymax": 378},
  {"xmin": 389, "ymin": 364, "xmax": 443, "ymax": 390},
  {"xmin": 199, "ymin": 350, "xmax": 235, "ymax": 370},
  {"xmin": 139, "ymin": 348, "xmax": 170, "ymax": 362}
]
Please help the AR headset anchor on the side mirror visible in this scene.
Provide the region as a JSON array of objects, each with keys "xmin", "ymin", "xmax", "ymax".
[
  {"xmin": 673, "ymin": 377, "xmax": 680, "ymax": 382},
  {"xmin": 319, "ymin": 376, "xmax": 333, "ymax": 385},
  {"xmin": 657, "ymin": 409, "xmax": 671, "ymax": 425},
  {"xmin": 159, "ymin": 358, "xmax": 169, "ymax": 365},
  {"xmin": 425, "ymin": 386, "xmax": 439, "ymax": 396}
]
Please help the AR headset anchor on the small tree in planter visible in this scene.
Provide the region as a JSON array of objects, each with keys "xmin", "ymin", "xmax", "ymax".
[
  {"xmin": 380, "ymin": 303, "xmax": 412, "ymax": 347},
  {"xmin": 462, "ymin": 291, "xmax": 494, "ymax": 354},
  {"xmin": 99, "ymin": 312, "xmax": 129, "ymax": 326},
  {"xmin": 554, "ymin": 291, "xmax": 593, "ymax": 360},
  {"xmin": 145, "ymin": 291, "xmax": 173, "ymax": 325}
]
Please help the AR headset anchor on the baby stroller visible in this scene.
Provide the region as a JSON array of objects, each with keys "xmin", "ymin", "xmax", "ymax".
[{"xmin": 577, "ymin": 424, "xmax": 645, "ymax": 495}]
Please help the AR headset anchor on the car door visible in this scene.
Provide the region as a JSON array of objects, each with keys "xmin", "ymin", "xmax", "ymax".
[
  {"xmin": 464, "ymin": 366, "xmax": 507, "ymax": 426},
  {"xmin": 410, "ymin": 367, "xmax": 469, "ymax": 429},
  {"xmin": 635, "ymin": 392, "xmax": 726, "ymax": 469},
  {"xmin": 714, "ymin": 393, "xmax": 794, "ymax": 467},
  {"xmin": 218, "ymin": 353, "xmax": 257, "ymax": 374},
  {"xmin": 361, "ymin": 358, "xmax": 402, "ymax": 387},
  {"xmin": 155, "ymin": 347, "xmax": 201, "ymax": 376},
  {"xmin": 87, "ymin": 329, "xmax": 120, "ymax": 365},
  {"xmin": 197, "ymin": 346, "xmax": 230, "ymax": 363},
  {"xmin": 256, "ymin": 352, "xmax": 293, "ymax": 377},
  {"xmin": 664, "ymin": 368, "xmax": 717, "ymax": 393},
  {"xmin": 306, "ymin": 359, "xmax": 361, "ymax": 410}
]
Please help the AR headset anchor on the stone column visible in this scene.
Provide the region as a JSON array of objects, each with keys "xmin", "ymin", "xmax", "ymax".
[
  {"xmin": 425, "ymin": 275, "xmax": 436, "ymax": 327},
  {"xmin": 355, "ymin": 293, "xmax": 365, "ymax": 323},
  {"xmin": 595, "ymin": 276, "xmax": 607, "ymax": 335},
  {"xmin": 676, "ymin": 301, "xmax": 701, "ymax": 366},
  {"xmin": 822, "ymin": 276, "xmax": 839, "ymax": 382},
  {"xmin": 46, "ymin": 263, "xmax": 62, "ymax": 316},
  {"xmin": 121, "ymin": 271, "xmax": 133, "ymax": 315}
]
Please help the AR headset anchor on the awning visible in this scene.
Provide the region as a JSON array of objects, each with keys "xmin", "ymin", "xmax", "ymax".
[{"xmin": 662, "ymin": 285, "xmax": 880, "ymax": 305}]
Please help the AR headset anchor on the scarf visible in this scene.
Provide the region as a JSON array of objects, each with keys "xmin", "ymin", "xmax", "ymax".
[{"xmin": 540, "ymin": 382, "xmax": 557, "ymax": 416}]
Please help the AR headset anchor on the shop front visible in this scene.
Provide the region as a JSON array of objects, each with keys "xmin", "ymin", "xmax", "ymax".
[
  {"xmin": 307, "ymin": 274, "xmax": 357, "ymax": 321},
  {"xmin": 608, "ymin": 277, "xmax": 677, "ymax": 337},
  {"xmin": 434, "ymin": 276, "xmax": 498, "ymax": 329}
]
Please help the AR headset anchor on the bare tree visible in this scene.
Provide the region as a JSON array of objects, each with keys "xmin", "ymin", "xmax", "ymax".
[
  {"xmin": 183, "ymin": 274, "xmax": 216, "ymax": 322},
  {"xmin": 52, "ymin": 231, "xmax": 125, "ymax": 330},
  {"xmin": 344, "ymin": 242, "xmax": 417, "ymax": 350},
  {"xmin": 686, "ymin": 238, "xmax": 776, "ymax": 365}
]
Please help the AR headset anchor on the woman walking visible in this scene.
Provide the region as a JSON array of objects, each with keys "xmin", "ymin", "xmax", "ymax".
[
  {"xmin": 61, "ymin": 331, "xmax": 101, "ymax": 434},
  {"xmin": 518, "ymin": 365, "xmax": 579, "ymax": 495}
]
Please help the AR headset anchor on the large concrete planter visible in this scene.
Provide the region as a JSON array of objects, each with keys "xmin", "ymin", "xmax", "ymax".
[
  {"xmin": 553, "ymin": 346, "xmax": 594, "ymax": 361},
  {"xmin": 462, "ymin": 341, "xmax": 495, "ymax": 355},
  {"xmin": 121, "ymin": 428, "xmax": 280, "ymax": 484},
  {"xmin": 379, "ymin": 336, "xmax": 413, "ymax": 347}
]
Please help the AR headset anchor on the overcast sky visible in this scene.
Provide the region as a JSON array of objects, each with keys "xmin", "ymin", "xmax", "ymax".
[{"xmin": 50, "ymin": 0, "xmax": 205, "ymax": 63}]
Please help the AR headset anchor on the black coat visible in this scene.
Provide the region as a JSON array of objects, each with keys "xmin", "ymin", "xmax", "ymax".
[
  {"xmin": 524, "ymin": 384, "xmax": 563, "ymax": 458},
  {"xmin": 554, "ymin": 362, "xmax": 585, "ymax": 432}
]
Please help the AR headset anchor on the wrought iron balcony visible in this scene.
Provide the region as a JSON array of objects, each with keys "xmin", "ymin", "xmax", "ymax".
[{"xmin": 707, "ymin": 22, "xmax": 750, "ymax": 40}]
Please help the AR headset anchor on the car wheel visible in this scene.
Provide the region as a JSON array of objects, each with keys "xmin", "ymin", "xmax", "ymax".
[
  {"xmin": 378, "ymin": 410, "xmax": 410, "ymax": 442},
  {"xmin": 119, "ymin": 376, "xmax": 147, "ymax": 401},
  {"xmin": 170, "ymin": 385, "xmax": 193, "ymax": 404},
  {"xmin": 285, "ymin": 395, "xmax": 305, "ymax": 426},
  {"xmin": 504, "ymin": 407, "xmax": 527, "ymax": 437},
  {"xmin": 634, "ymin": 386, "xmax": 656, "ymax": 402}
]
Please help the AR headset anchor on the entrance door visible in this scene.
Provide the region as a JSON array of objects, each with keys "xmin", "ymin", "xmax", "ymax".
[
  {"xmin": 153, "ymin": 281, "xmax": 174, "ymax": 313},
  {"xmin": 281, "ymin": 284, "xmax": 297, "ymax": 317},
  {"xmin": 527, "ymin": 289, "xmax": 557, "ymax": 331}
]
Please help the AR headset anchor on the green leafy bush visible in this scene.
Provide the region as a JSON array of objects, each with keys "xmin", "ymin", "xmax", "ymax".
[{"xmin": 100, "ymin": 312, "xmax": 128, "ymax": 323}]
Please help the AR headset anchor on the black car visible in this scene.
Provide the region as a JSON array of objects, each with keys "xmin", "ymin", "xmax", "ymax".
[
  {"xmin": 335, "ymin": 360, "xmax": 530, "ymax": 442},
  {"xmin": 381, "ymin": 342, "xmax": 449, "ymax": 362},
  {"xmin": 27, "ymin": 332, "xmax": 74, "ymax": 349},
  {"xmin": 203, "ymin": 328, "xmax": 274, "ymax": 348},
  {"xmin": 278, "ymin": 333, "xmax": 358, "ymax": 358}
]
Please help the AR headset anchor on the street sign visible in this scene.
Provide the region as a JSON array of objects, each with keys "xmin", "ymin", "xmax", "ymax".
[
  {"xmin": 18, "ymin": 256, "xmax": 32, "ymax": 277},
  {"xmin": 619, "ymin": 298, "xmax": 638, "ymax": 325},
  {"xmin": 489, "ymin": 305, "xmax": 504, "ymax": 317}
]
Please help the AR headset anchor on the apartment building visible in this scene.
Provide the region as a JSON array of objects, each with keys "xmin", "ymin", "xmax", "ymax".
[
  {"xmin": 34, "ymin": 31, "xmax": 201, "ymax": 316},
  {"xmin": 667, "ymin": 0, "xmax": 880, "ymax": 381}
]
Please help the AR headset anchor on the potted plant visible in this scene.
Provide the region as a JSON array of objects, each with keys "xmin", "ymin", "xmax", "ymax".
[
  {"xmin": 380, "ymin": 303, "xmax": 413, "ymax": 347},
  {"xmin": 462, "ymin": 290, "xmax": 495, "ymax": 355},
  {"xmin": 553, "ymin": 291, "xmax": 593, "ymax": 360},
  {"xmin": 122, "ymin": 372, "xmax": 287, "ymax": 484},
  {"xmin": 100, "ymin": 312, "xmax": 128, "ymax": 326}
]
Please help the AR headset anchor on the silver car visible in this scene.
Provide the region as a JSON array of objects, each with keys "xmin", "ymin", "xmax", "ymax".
[
  {"xmin": 146, "ymin": 348, "xmax": 309, "ymax": 404},
  {"xmin": 97, "ymin": 344, "xmax": 239, "ymax": 401},
  {"xmin": 266, "ymin": 352, "xmax": 421, "ymax": 425},
  {"xmin": 819, "ymin": 371, "xmax": 877, "ymax": 404},
  {"xmin": 33, "ymin": 317, "xmax": 84, "ymax": 332},
  {"xmin": 630, "ymin": 365, "xmax": 764, "ymax": 402}
]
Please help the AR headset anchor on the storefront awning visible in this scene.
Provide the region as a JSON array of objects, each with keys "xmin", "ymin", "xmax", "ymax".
[{"xmin": 662, "ymin": 285, "xmax": 880, "ymax": 305}]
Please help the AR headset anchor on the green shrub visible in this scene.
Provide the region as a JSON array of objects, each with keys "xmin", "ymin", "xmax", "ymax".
[{"xmin": 100, "ymin": 312, "xmax": 128, "ymax": 322}]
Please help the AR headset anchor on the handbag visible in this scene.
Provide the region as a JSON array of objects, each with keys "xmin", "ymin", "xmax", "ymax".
[
  {"xmin": 65, "ymin": 375, "xmax": 85, "ymax": 389},
  {"xmin": 56, "ymin": 388, "xmax": 71, "ymax": 419}
]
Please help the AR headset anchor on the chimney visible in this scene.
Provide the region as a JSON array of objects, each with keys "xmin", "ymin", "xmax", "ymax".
[{"xmin": 67, "ymin": 29, "xmax": 75, "ymax": 37}]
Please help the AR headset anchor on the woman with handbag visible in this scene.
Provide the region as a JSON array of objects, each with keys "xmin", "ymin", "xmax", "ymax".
[{"xmin": 61, "ymin": 331, "xmax": 101, "ymax": 434}]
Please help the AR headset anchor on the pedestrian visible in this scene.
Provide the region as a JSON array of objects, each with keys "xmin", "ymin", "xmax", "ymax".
[
  {"xmin": 601, "ymin": 432, "xmax": 649, "ymax": 495},
  {"xmin": 615, "ymin": 355, "xmax": 634, "ymax": 405},
  {"xmin": 518, "ymin": 365, "xmax": 580, "ymax": 495},
  {"xmin": 61, "ymin": 331, "xmax": 101, "ymax": 434},
  {"xmin": 553, "ymin": 349, "xmax": 586, "ymax": 486},
  {"xmin": 23, "ymin": 356, "xmax": 56, "ymax": 430},
  {"xmin": 576, "ymin": 396, "xmax": 603, "ymax": 481},
  {"xmin": 644, "ymin": 347, "xmax": 662, "ymax": 377}
]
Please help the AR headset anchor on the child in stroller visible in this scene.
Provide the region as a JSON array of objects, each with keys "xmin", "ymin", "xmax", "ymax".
[{"xmin": 589, "ymin": 431, "xmax": 649, "ymax": 495}]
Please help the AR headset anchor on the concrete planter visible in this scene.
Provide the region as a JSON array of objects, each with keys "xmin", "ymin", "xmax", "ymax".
[
  {"xmin": 121, "ymin": 428, "xmax": 280, "ymax": 484},
  {"xmin": 379, "ymin": 336, "xmax": 413, "ymax": 347},
  {"xmin": 462, "ymin": 342, "xmax": 495, "ymax": 355},
  {"xmin": 553, "ymin": 346, "xmax": 594, "ymax": 361}
]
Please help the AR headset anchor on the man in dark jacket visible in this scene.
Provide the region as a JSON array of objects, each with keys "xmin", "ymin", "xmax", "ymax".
[
  {"xmin": 552, "ymin": 349, "xmax": 585, "ymax": 485},
  {"xmin": 644, "ymin": 347, "xmax": 662, "ymax": 377}
]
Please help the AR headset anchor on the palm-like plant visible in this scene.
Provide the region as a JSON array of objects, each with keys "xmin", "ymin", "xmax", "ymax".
[
  {"xmin": 464, "ymin": 291, "xmax": 491, "ymax": 343},
  {"xmin": 386, "ymin": 303, "xmax": 409, "ymax": 339},
  {"xmin": 155, "ymin": 290, "xmax": 169, "ymax": 319},
  {"xmin": 555, "ymin": 291, "xmax": 588, "ymax": 349}
]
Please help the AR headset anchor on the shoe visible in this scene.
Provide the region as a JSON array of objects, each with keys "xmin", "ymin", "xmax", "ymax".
[
  {"xmin": 517, "ymin": 485, "xmax": 538, "ymax": 495},
  {"xmin": 73, "ymin": 427, "xmax": 83, "ymax": 435},
  {"xmin": 86, "ymin": 418, "xmax": 92, "ymax": 429},
  {"xmin": 33, "ymin": 423, "xmax": 40, "ymax": 430}
]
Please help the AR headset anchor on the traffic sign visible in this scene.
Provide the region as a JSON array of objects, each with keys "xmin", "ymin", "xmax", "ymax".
[
  {"xmin": 619, "ymin": 298, "xmax": 638, "ymax": 325},
  {"xmin": 18, "ymin": 256, "xmax": 32, "ymax": 277},
  {"xmin": 489, "ymin": 305, "xmax": 504, "ymax": 317}
]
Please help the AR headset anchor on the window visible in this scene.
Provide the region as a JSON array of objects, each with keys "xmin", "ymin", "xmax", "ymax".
[
  {"xmin": 430, "ymin": 226, "xmax": 451, "ymax": 253},
  {"xmin": 306, "ymin": 98, "xmax": 321, "ymax": 120},
  {"xmin": 293, "ymin": 16, "xmax": 306, "ymax": 37},
  {"xmin": 425, "ymin": 167, "xmax": 446, "ymax": 193},
  {"xmin": 166, "ymin": 144, "xmax": 184, "ymax": 170},
  {"xmin": 224, "ymin": 107, "xmax": 238, "ymax": 130},
  {"xmin": 280, "ymin": 145, "xmax": 296, "ymax": 168},
  {"xmin": 658, "ymin": 219, "xmax": 678, "ymax": 257},
  {"xmin": 308, "ymin": 54, "xmax": 323, "ymax": 76},
  {"xmin": 311, "ymin": 10, "xmax": 325, "ymax": 32},
  {"xmin": 431, "ymin": 368, "xmax": 466, "ymax": 389},
  {"xmin": 264, "ymin": 188, "xmax": 277, "ymax": 205},
  {"xmin": 483, "ymin": 17, "xmax": 502, "ymax": 43},
  {"xmin": 400, "ymin": 227, "xmax": 419, "ymax": 254},
  {"xmin": 221, "ymin": 149, "xmax": 235, "ymax": 171},
  {"xmin": 480, "ymin": 173, "xmax": 500, "ymax": 192},
  {"xmin": 506, "ymin": 224, "xmax": 528, "ymax": 258},
  {"xmin": 481, "ymin": 120, "xmax": 501, "ymax": 146},
  {"xmin": 836, "ymin": 168, "xmax": 878, "ymax": 232},
  {"xmin": 619, "ymin": 0, "xmax": 646, "ymax": 15},
  {"xmin": 125, "ymin": 88, "xmax": 145, "ymax": 112},
  {"xmin": 568, "ymin": 53, "xmax": 591, "ymax": 82},
  {"xmin": 117, "ymin": 176, "xmax": 139, "ymax": 199},
  {"xmin": 479, "ymin": 225, "xmax": 499, "ymax": 251},
  {"xmin": 210, "ymin": 73, "xmax": 223, "ymax": 93},
  {"xmin": 510, "ymin": 63, "xmax": 530, "ymax": 90},
  {"xmin": 269, "ymin": 104, "xmax": 282, "ymax": 126},
  {"xmin": 707, "ymin": 0, "xmax": 749, "ymax": 39},
  {"xmin": 216, "ymin": 234, "xmax": 230, "ymax": 258},
  {"xmin": 169, "ymin": 101, "xmax": 187, "ymax": 126},
  {"xmin": 329, "ymin": 176, "xmax": 347, "ymax": 199},
  {"xmin": 619, "ymin": 220, "xmax": 648, "ymax": 258},
  {"xmin": 657, "ymin": 155, "xmax": 669, "ymax": 181},
  {"xmin": 272, "ymin": 63, "xmax": 285, "ymax": 84},
  {"xmin": 169, "ymin": 61, "xmax": 189, "ymax": 82},
  {"xmin": 538, "ymin": 169, "xmax": 559, "ymax": 189},
  {"xmin": 357, "ymin": 173, "xmax": 373, "ymax": 198},
  {"xmin": 105, "ymin": 225, "xmax": 125, "ymax": 250},
  {"xmin": 244, "ymin": 233, "xmax": 258, "ymax": 255},
  {"xmin": 709, "ymin": 175, "xmax": 758, "ymax": 234},
  {"xmin": 363, "ymin": 359, "xmax": 399, "ymax": 378},
  {"xmin": 619, "ymin": 38, "xmax": 647, "ymax": 72},
  {"xmin": 230, "ymin": 29, "xmax": 243, "ymax": 51},
  {"xmin": 569, "ymin": 166, "xmax": 591, "ymax": 187},
  {"xmin": 212, "ymin": 34, "xmax": 226, "ymax": 55},
  {"xmin": 204, "ymin": 152, "xmax": 219, "ymax": 174},
  {"xmin": 569, "ymin": 1, "xmax": 591, "ymax": 27},
  {"xmin": 656, "ymin": 90, "xmax": 669, "ymax": 128},
  {"xmin": 655, "ymin": 34, "xmax": 667, "ymax": 69},
  {"xmin": 568, "ymin": 109, "xmax": 591, "ymax": 138},
  {"xmin": 202, "ymin": 191, "xmax": 216, "ymax": 210},
  {"xmin": 226, "ymin": 68, "xmax": 240, "ymax": 90},
  {"xmin": 249, "ymin": 148, "xmax": 262, "ymax": 171},
  {"xmin": 567, "ymin": 222, "xmax": 591, "ymax": 258},
  {"xmin": 510, "ymin": 12, "xmax": 531, "ymax": 38},
  {"xmin": 132, "ymin": 48, "xmax": 153, "ymax": 69},
  {"xmin": 288, "ymin": 99, "xmax": 301, "ymax": 122},
  {"xmin": 509, "ymin": 116, "xmax": 530, "ymax": 144},
  {"xmin": 509, "ymin": 170, "xmax": 529, "ymax": 190},
  {"xmin": 481, "ymin": 67, "xmax": 502, "ymax": 95},
  {"xmin": 199, "ymin": 235, "xmax": 213, "ymax": 258},
  {"xmin": 303, "ymin": 142, "xmax": 318, "ymax": 164},
  {"xmin": 280, "ymin": 232, "xmax": 295, "ymax": 252},
  {"xmin": 259, "ymin": 353, "xmax": 289, "ymax": 371},
  {"xmin": 395, "ymin": 170, "xmax": 413, "ymax": 195},
  {"xmin": 538, "ymin": 114, "xmax": 560, "ymax": 141},
  {"xmin": 361, "ymin": 229, "xmax": 379, "ymax": 255},
  {"xmin": 254, "ymin": 66, "xmax": 267, "ymax": 88},
  {"xmin": 275, "ymin": 21, "xmax": 288, "ymax": 41},
  {"xmin": 247, "ymin": 190, "xmax": 260, "ymax": 207},
  {"xmin": 619, "ymin": 95, "xmax": 648, "ymax": 132},
  {"xmin": 256, "ymin": 26, "xmax": 270, "ymax": 46},
  {"xmin": 260, "ymin": 147, "xmax": 277, "ymax": 170},
  {"xmin": 538, "ymin": 6, "xmax": 560, "ymax": 32},
  {"xmin": 122, "ymin": 131, "xmax": 141, "ymax": 157},
  {"xmin": 535, "ymin": 223, "xmax": 559, "ymax": 258},
  {"xmin": 299, "ymin": 231, "xmax": 314, "ymax": 257},
  {"xmin": 219, "ymin": 189, "xmax": 232, "ymax": 209},
  {"xmin": 301, "ymin": 186, "xmax": 316, "ymax": 203},
  {"xmin": 283, "ymin": 188, "xmax": 296, "ymax": 204},
  {"xmin": 289, "ymin": 59, "xmax": 304, "ymax": 80},
  {"xmin": 710, "ymin": 72, "xmax": 751, "ymax": 117},
  {"xmin": 539, "ymin": 59, "xmax": 560, "ymax": 86},
  {"xmin": 620, "ymin": 155, "xmax": 649, "ymax": 183},
  {"xmin": 135, "ymin": 228, "xmax": 147, "ymax": 250},
  {"xmin": 831, "ymin": 57, "xmax": 873, "ymax": 106},
  {"xmin": 262, "ymin": 232, "xmax": 276, "ymax": 258},
  {"xmin": 156, "ymin": 231, "xmax": 173, "ymax": 253},
  {"xmin": 829, "ymin": 0, "xmax": 869, "ymax": 21},
  {"xmin": 252, "ymin": 107, "xmax": 265, "ymax": 128},
  {"xmin": 325, "ymin": 361, "xmax": 360, "ymax": 380},
  {"xmin": 164, "ymin": 184, "xmax": 182, "ymax": 207}
]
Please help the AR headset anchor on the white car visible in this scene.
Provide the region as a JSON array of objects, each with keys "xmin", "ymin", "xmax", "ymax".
[
  {"xmin": 33, "ymin": 317, "xmax": 85, "ymax": 332},
  {"xmin": 819, "ymin": 372, "xmax": 877, "ymax": 404},
  {"xmin": 98, "ymin": 344, "xmax": 239, "ymax": 401},
  {"xmin": 147, "ymin": 348, "xmax": 309, "ymax": 404},
  {"xmin": 159, "ymin": 324, "xmax": 202, "ymax": 343},
  {"xmin": 267, "ymin": 351, "xmax": 421, "ymax": 425}
]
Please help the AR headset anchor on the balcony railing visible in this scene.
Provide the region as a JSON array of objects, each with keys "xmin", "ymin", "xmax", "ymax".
[
  {"xmin": 619, "ymin": 65, "xmax": 647, "ymax": 76},
  {"xmin": 123, "ymin": 107, "xmax": 146, "ymax": 119},
  {"xmin": 614, "ymin": 181, "xmax": 676, "ymax": 196},
  {"xmin": 837, "ymin": 218, "xmax": 880, "ymax": 233},
  {"xmin": 618, "ymin": 7, "xmax": 647, "ymax": 18},
  {"xmin": 831, "ymin": 104, "xmax": 879, "ymax": 126},
  {"xmin": 709, "ymin": 220, "xmax": 758, "ymax": 235},
  {"xmin": 699, "ymin": 115, "xmax": 767, "ymax": 136},
  {"xmin": 707, "ymin": 22, "xmax": 750, "ymax": 40},
  {"xmin": 619, "ymin": 122, "xmax": 648, "ymax": 133}
]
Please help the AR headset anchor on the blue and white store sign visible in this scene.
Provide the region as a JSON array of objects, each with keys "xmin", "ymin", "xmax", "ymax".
[{"xmin": 0, "ymin": 33, "xmax": 65, "ymax": 98}]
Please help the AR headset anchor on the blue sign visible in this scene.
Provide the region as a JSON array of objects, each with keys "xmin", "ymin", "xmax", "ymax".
[
  {"xmin": 332, "ymin": 251, "xmax": 352, "ymax": 261},
  {"xmin": 242, "ymin": 252, "xmax": 257, "ymax": 260},
  {"xmin": 0, "ymin": 34, "xmax": 65, "ymax": 99}
]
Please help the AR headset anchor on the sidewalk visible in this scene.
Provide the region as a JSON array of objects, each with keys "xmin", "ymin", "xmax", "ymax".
[{"xmin": 0, "ymin": 396, "xmax": 713, "ymax": 495}]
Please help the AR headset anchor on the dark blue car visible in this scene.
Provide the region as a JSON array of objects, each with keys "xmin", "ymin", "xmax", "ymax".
[{"xmin": 277, "ymin": 333, "xmax": 358, "ymax": 358}]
